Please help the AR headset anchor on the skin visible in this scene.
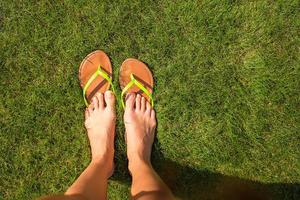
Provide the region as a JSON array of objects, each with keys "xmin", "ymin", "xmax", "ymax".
[
  {"xmin": 41, "ymin": 91, "xmax": 174, "ymax": 200},
  {"xmin": 125, "ymin": 93, "xmax": 174, "ymax": 200},
  {"xmin": 65, "ymin": 91, "xmax": 116, "ymax": 200}
]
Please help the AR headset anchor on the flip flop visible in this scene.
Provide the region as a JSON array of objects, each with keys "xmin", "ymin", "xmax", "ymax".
[
  {"xmin": 119, "ymin": 58, "xmax": 154, "ymax": 108},
  {"xmin": 79, "ymin": 50, "xmax": 115, "ymax": 106}
]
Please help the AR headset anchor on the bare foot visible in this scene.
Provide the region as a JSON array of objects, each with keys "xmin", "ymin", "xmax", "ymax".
[
  {"xmin": 124, "ymin": 93, "xmax": 156, "ymax": 169},
  {"xmin": 84, "ymin": 91, "xmax": 116, "ymax": 176}
]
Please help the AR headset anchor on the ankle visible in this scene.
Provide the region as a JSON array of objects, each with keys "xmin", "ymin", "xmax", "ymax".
[
  {"xmin": 91, "ymin": 156, "xmax": 113, "ymax": 172},
  {"xmin": 91, "ymin": 157, "xmax": 109, "ymax": 166},
  {"xmin": 128, "ymin": 156, "xmax": 152, "ymax": 173},
  {"xmin": 90, "ymin": 136, "xmax": 114, "ymax": 160},
  {"xmin": 91, "ymin": 149, "xmax": 114, "ymax": 165}
]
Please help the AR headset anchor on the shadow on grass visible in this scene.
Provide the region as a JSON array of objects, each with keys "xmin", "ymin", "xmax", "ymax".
[{"xmin": 112, "ymin": 138, "xmax": 300, "ymax": 200}]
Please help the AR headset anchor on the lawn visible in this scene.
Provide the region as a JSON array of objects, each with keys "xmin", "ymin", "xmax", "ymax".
[{"xmin": 0, "ymin": 0, "xmax": 299, "ymax": 199}]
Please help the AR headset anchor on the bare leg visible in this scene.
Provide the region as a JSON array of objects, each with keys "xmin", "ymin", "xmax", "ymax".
[
  {"xmin": 124, "ymin": 93, "xmax": 175, "ymax": 200},
  {"xmin": 65, "ymin": 91, "xmax": 116, "ymax": 200}
]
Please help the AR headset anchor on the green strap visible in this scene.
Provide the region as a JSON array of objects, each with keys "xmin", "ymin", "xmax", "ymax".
[
  {"xmin": 83, "ymin": 66, "xmax": 115, "ymax": 106},
  {"xmin": 121, "ymin": 74, "xmax": 154, "ymax": 108}
]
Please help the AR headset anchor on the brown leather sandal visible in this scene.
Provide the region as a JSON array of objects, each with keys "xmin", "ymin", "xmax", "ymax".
[
  {"xmin": 78, "ymin": 50, "xmax": 115, "ymax": 106},
  {"xmin": 119, "ymin": 58, "xmax": 154, "ymax": 108}
]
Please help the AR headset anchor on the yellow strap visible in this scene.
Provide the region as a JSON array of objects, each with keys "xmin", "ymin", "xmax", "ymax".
[
  {"xmin": 83, "ymin": 66, "xmax": 115, "ymax": 106},
  {"xmin": 121, "ymin": 74, "xmax": 154, "ymax": 108}
]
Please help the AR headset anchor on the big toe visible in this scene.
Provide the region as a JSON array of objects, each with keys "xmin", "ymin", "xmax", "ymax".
[
  {"xmin": 125, "ymin": 93, "xmax": 136, "ymax": 111},
  {"xmin": 104, "ymin": 91, "xmax": 115, "ymax": 110}
]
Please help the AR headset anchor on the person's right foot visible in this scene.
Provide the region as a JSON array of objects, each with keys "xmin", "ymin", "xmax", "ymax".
[{"xmin": 124, "ymin": 93, "xmax": 157, "ymax": 168}]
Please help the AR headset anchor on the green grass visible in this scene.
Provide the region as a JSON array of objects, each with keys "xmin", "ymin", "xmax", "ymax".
[{"xmin": 1, "ymin": 0, "xmax": 299, "ymax": 199}]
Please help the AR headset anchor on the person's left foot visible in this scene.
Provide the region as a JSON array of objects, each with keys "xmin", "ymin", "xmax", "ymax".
[{"xmin": 84, "ymin": 91, "xmax": 116, "ymax": 176}]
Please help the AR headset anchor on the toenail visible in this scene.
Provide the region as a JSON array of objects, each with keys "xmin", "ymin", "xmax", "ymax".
[
  {"xmin": 106, "ymin": 91, "xmax": 113, "ymax": 98},
  {"xmin": 127, "ymin": 93, "xmax": 135, "ymax": 98}
]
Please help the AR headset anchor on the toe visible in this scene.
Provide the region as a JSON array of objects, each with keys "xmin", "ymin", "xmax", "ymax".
[
  {"xmin": 88, "ymin": 102, "xmax": 94, "ymax": 113},
  {"xmin": 135, "ymin": 94, "xmax": 141, "ymax": 110},
  {"xmin": 104, "ymin": 91, "xmax": 115, "ymax": 110},
  {"xmin": 92, "ymin": 96, "xmax": 98, "ymax": 109},
  {"xmin": 145, "ymin": 101, "xmax": 151, "ymax": 115},
  {"xmin": 97, "ymin": 93, "xmax": 104, "ymax": 109},
  {"xmin": 85, "ymin": 108, "xmax": 90, "ymax": 119},
  {"xmin": 141, "ymin": 97, "xmax": 146, "ymax": 112},
  {"xmin": 146, "ymin": 101, "xmax": 151, "ymax": 112},
  {"xmin": 125, "ymin": 93, "xmax": 136, "ymax": 110},
  {"xmin": 150, "ymin": 109, "xmax": 156, "ymax": 125},
  {"xmin": 150, "ymin": 109, "xmax": 156, "ymax": 128}
]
